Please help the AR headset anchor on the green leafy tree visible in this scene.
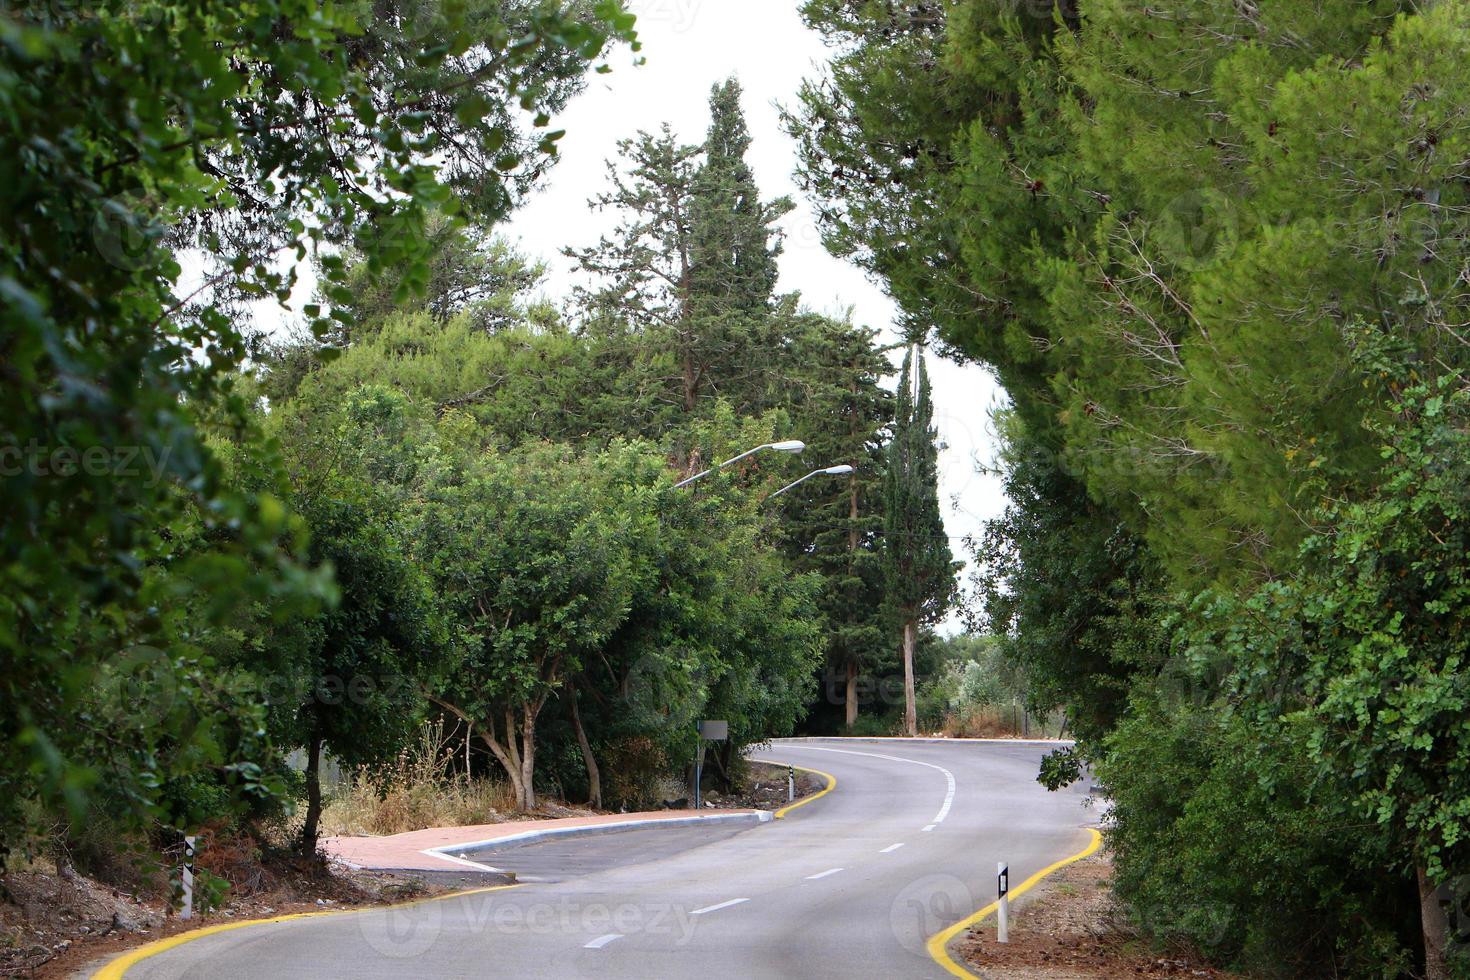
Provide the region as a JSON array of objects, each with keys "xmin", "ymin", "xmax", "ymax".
[
  {"xmin": 267, "ymin": 387, "xmax": 448, "ymax": 853},
  {"xmin": 417, "ymin": 441, "xmax": 641, "ymax": 810},
  {"xmin": 0, "ymin": 0, "xmax": 634, "ymax": 858},
  {"xmin": 1250, "ymin": 352, "xmax": 1470, "ymax": 980},
  {"xmin": 689, "ymin": 79, "xmax": 786, "ymax": 317},
  {"xmin": 339, "ymin": 221, "xmax": 557, "ymax": 338},
  {"xmin": 971, "ymin": 414, "xmax": 1168, "ymax": 747},
  {"xmin": 882, "ymin": 346, "xmax": 954, "ymax": 736}
]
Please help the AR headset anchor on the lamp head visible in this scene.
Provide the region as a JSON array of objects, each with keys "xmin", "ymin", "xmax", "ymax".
[{"xmin": 769, "ymin": 440, "xmax": 806, "ymax": 453}]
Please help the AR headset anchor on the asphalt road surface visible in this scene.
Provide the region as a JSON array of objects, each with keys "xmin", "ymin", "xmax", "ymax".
[{"xmin": 112, "ymin": 738, "xmax": 1095, "ymax": 979}]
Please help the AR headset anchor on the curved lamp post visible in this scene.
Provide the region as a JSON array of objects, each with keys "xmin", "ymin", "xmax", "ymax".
[
  {"xmin": 768, "ymin": 464, "xmax": 854, "ymax": 499},
  {"xmin": 673, "ymin": 439, "xmax": 806, "ymax": 489}
]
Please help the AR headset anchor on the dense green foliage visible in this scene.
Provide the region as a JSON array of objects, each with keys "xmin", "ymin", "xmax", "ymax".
[
  {"xmin": 914, "ymin": 634, "xmax": 1032, "ymax": 735},
  {"xmin": 253, "ymin": 77, "xmax": 903, "ymax": 817},
  {"xmin": 0, "ymin": 0, "xmax": 636, "ymax": 863},
  {"xmin": 795, "ymin": 0, "xmax": 1470, "ymax": 975}
]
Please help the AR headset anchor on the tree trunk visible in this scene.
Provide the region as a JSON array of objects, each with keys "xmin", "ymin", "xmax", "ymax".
[
  {"xmin": 902, "ymin": 618, "xmax": 918, "ymax": 737},
  {"xmin": 479, "ymin": 727, "xmax": 524, "ymax": 810},
  {"xmin": 519, "ymin": 703, "xmax": 537, "ymax": 810},
  {"xmin": 845, "ymin": 660, "xmax": 859, "ymax": 730},
  {"xmin": 1420, "ymin": 864, "xmax": 1451, "ymax": 980},
  {"xmin": 567, "ymin": 677, "xmax": 602, "ymax": 809},
  {"xmin": 300, "ymin": 730, "xmax": 324, "ymax": 855},
  {"xmin": 712, "ymin": 741, "xmax": 736, "ymax": 793},
  {"xmin": 845, "ymin": 472, "xmax": 861, "ymax": 732},
  {"xmin": 428, "ymin": 694, "xmax": 530, "ymax": 810}
]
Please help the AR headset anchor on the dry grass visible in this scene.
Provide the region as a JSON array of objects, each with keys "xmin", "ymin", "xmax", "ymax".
[
  {"xmin": 320, "ymin": 721, "xmax": 519, "ymax": 837},
  {"xmin": 937, "ymin": 705, "xmax": 1066, "ymax": 739}
]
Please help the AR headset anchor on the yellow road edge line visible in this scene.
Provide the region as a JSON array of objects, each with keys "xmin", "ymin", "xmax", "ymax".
[
  {"xmin": 91, "ymin": 882, "xmax": 524, "ymax": 979},
  {"xmin": 768, "ymin": 763, "xmax": 837, "ymax": 819},
  {"xmin": 925, "ymin": 828, "xmax": 1103, "ymax": 979}
]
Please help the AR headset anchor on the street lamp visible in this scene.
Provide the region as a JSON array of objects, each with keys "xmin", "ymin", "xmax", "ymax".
[
  {"xmin": 768, "ymin": 464, "xmax": 854, "ymax": 499},
  {"xmin": 673, "ymin": 440, "xmax": 806, "ymax": 489}
]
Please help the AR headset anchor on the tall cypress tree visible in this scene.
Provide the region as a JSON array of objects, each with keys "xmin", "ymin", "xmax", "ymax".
[
  {"xmin": 686, "ymin": 78, "xmax": 794, "ymax": 416},
  {"xmin": 774, "ymin": 313, "xmax": 893, "ymax": 731},
  {"xmin": 883, "ymin": 345, "xmax": 954, "ymax": 736},
  {"xmin": 689, "ymin": 78, "xmax": 788, "ymax": 317}
]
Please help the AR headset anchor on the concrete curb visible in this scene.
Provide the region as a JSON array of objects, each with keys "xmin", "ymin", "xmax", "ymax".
[
  {"xmin": 421, "ymin": 810, "xmax": 774, "ymax": 873},
  {"xmin": 772, "ymin": 736, "xmax": 1074, "ymax": 747}
]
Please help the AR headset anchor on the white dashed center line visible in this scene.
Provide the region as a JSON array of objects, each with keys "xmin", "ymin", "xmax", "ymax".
[
  {"xmin": 922, "ymin": 823, "xmax": 937, "ymax": 832},
  {"xmin": 880, "ymin": 843, "xmax": 905, "ymax": 853},
  {"xmin": 805, "ymin": 868, "xmax": 844, "ymax": 880},
  {"xmin": 691, "ymin": 898, "xmax": 749, "ymax": 915},
  {"xmin": 584, "ymin": 934, "xmax": 624, "ymax": 949}
]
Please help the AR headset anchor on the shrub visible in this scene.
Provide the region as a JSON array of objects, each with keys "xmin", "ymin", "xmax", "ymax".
[
  {"xmin": 1101, "ymin": 695, "xmax": 1417, "ymax": 978},
  {"xmin": 601, "ymin": 736, "xmax": 667, "ymax": 811}
]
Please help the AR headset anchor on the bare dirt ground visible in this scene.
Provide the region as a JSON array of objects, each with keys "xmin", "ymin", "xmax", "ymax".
[
  {"xmin": 960, "ymin": 851, "xmax": 1239, "ymax": 980},
  {"xmin": 3, "ymin": 855, "xmax": 476, "ymax": 979},
  {"xmin": 702, "ymin": 761, "xmax": 825, "ymax": 811}
]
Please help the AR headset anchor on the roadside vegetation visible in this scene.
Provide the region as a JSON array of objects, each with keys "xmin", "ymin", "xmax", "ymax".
[
  {"xmin": 318, "ymin": 721, "xmax": 520, "ymax": 838},
  {"xmin": 794, "ymin": 1, "xmax": 1470, "ymax": 976},
  {"xmin": 16, "ymin": 2, "xmax": 1464, "ymax": 979},
  {"xmin": 915, "ymin": 635, "xmax": 1062, "ymax": 739}
]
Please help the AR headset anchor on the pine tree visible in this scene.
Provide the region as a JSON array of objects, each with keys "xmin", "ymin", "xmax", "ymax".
[
  {"xmin": 882, "ymin": 345, "xmax": 954, "ymax": 736},
  {"xmin": 567, "ymin": 80, "xmax": 794, "ymax": 432}
]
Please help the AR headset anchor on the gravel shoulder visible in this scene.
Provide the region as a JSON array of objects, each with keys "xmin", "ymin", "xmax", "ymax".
[{"xmin": 959, "ymin": 850, "xmax": 1239, "ymax": 980}]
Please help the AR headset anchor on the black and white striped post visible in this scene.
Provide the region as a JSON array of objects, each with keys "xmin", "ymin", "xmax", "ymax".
[
  {"xmin": 997, "ymin": 861, "xmax": 1010, "ymax": 943},
  {"xmin": 787, "ymin": 765, "xmax": 795, "ymax": 803},
  {"xmin": 180, "ymin": 835, "xmax": 197, "ymax": 921}
]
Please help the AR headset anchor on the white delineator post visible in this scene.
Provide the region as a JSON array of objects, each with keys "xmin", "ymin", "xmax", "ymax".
[
  {"xmin": 180, "ymin": 835, "xmax": 197, "ymax": 920},
  {"xmin": 997, "ymin": 861, "xmax": 1009, "ymax": 943},
  {"xmin": 787, "ymin": 765, "xmax": 795, "ymax": 803}
]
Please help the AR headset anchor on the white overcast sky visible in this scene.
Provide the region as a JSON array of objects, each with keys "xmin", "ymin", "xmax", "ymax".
[{"xmin": 507, "ymin": 0, "xmax": 1010, "ymax": 606}]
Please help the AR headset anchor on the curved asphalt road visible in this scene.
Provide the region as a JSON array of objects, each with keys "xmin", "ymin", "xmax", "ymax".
[{"xmin": 110, "ymin": 738, "xmax": 1095, "ymax": 979}]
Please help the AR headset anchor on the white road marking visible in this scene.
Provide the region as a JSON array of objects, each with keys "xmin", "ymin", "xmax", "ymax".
[
  {"xmin": 417, "ymin": 848, "xmax": 503, "ymax": 874},
  {"xmin": 584, "ymin": 934, "xmax": 624, "ymax": 949},
  {"xmin": 805, "ymin": 868, "xmax": 844, "ymax": 880},
  {"xmin": 691, "ymin": 898, "xmax": 749, "ymax": 915},
  {"xmin": 881, "ymin": 843, "xmax": 905, "ymax": 853},
  {"xmin": 779, "ymin": 745, "xmax": 957, "ymax": 827}
]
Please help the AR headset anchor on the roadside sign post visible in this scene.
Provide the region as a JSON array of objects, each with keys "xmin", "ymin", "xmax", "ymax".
[
  {"xmin": 694, "ymin": 738, "xmax": 704, "ymax": 811},
  {"xmin": 694, "ymin": 721, "xmax": 728, "ymax": 811},
  {"xmin": 787, "ymin": 765, "xmax": 795, "ymax": 803},
  {"xmin": 997, "ymin": 862, "xmax": 1009, "ymax": 943},
  {"xmin": 180, "ymin": 835, "xmax": 197, "ymax": 921}
]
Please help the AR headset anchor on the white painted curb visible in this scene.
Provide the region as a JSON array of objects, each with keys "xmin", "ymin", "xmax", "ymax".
[
  {"xmin": 770, "ymin": 736, "xmax": 1074, "ymax": 747},
  {"xmin": 420, "ymin": 810, "xmax": 773, "ymax": 872}
]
